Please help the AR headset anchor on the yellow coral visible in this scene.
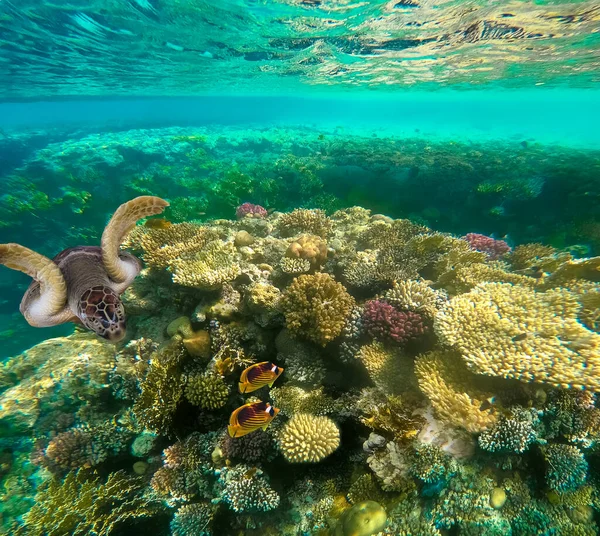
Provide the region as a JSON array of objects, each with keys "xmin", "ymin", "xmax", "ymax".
[
  {"xmin": 434, "ymin": 283, "xmax": 600, "ymax": 390},
  {"xmin": 509, "ymin": 243, "xmax": 557, "ymax": 270},
  {"xmin": 278, "ymin": 413, "xmax": 340, "ymax": 463},
  {"xmin": 544, "ymin": 256, "xmax": 600, "ymax": 288},
  {"xmin": 167, "ymin": 316, "xmax": 195, "ymax": 338},
  {"xmin": 381, "ymin": 280, "xmax": 446, "ymax": 318},
  {"xmin": 184, "ymin": 372, "xmax": 230, "ymax": 409},
  {"xmin": 277, "ymin": 209, "xmax": 333, "ymax": 238},
  {"xmin": 280, "ymin": 273, "xmax": 355, "ymax": 346},
  {"xmin": 245, "ymin": 281, "xmax": 281, "ymax": 311},
  {"xmin": 414, "ymin": 350, "xmax": 498, "ymax": 433},
  {"xmin": 170, "ymin": 240, "xmax": 241, "ymax": 290},
  {"xmin": 357, "ymin": 342, "xmax": 416, "ymax": 395},
  {"xmin": 125, "ymin": 223, "xmax": 218, "ymax": 269}
]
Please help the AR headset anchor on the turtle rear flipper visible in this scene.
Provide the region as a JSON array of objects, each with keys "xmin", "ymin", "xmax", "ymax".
[
  {"xmin": 101, "ymin": 195, "xmax": 169, "ymax": 284},
  {"xmin": 0, "ymin": 243, "xmax": 72, "ymax": 327}
]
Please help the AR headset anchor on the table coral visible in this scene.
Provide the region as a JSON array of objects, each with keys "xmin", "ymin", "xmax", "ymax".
[
  {"xmin": 278, "ymin": 413, "xmax": 340, "ymax": 463},
  {"xmin": 280, "ymin": 272, "xmax": 355, "ymax": 346},
  {"xmin": 170, "ymin": 240, "xmax": 242, "ymax": 290},
  {"xmin": 434, "ymin": 282, "xmax": 600, "ymax": 390},
  {"xmin": 414, "ymin": 350, "xmax": 498, "ymax": 433}
]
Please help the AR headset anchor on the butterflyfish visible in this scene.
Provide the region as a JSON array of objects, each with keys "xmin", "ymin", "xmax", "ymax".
[
  {"xmin": 227, "ymin": 401, "xmax": 280, "ymax": 438},
  {"xmin": 238, "ymin": 361, "xmax": 284, "ymax": 394}
]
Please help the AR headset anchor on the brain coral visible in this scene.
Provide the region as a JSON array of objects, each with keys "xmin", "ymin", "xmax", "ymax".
[
  {"xmin": 414, "ymin": 350, "xmax": 498, "ymax": 433},
  {"xmin": 278, "ymin": 413, "xmax": 340, "ymax": 463},
  {"xmin": 280, "ymin": 273, "xmax": 355, "ymax": 346},
  {"xmin": 434, "ymin": 282, "xmax": 600, "ymax": 390}
]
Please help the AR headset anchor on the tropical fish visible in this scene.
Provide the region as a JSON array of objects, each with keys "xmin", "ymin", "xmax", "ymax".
[
  {"xmin": 238, "ymin": 361, "xmax": 284, "ymax": 394},
  {"xmin": 227, "ymin": 401, "xmax": 280, "ymax": 438},
  {"xmin": 144, "ymin": 217, "xmax": 172, "ymax": 229}
]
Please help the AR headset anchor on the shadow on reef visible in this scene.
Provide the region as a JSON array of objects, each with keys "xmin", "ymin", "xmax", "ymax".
[{"xmin": 1, "ymin": 203, "xmax": 600, "ymax": 535}]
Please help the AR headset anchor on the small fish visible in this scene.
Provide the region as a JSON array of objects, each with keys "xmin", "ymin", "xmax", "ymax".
[
  {"xmin": 227, "ymin": 401, "xmax": 280, "ymax": 438},
  {"xmin": 479, "ymin": 396, "xmax": 496, "ymax": 411},
  {"xmin": 512, "ymin": 333, "xmax": 528, "ymax": 342},
  {"xmin": 238, "ymin": 361, "xmax": 284, "ymax": 394},
  {"xmin": 144, "ymin": 218, "xmax": 172, "ymax": 229}
]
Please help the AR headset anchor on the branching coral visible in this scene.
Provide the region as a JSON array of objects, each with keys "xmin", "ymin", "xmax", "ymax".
[
  {"xmin": 463, "ymin": 233, "xmax": 511, "ymax": 260},
  {"xmin": 363, "ymin": 300, "xmax": 428, "ymax": 345},
  {"xmin": 414, "ymin": 350, "xmax": 498, "ymax": 433},
  {"xmin": 279, "ymin": 256, "xmax": 311, "ymax": 275},
  {"xmin": 410, "ymin": 444, "xmax": 457, "ymax": 484},
  {"xmin": 220, "ymin": 465, "xmax": 280, "ymax": 513},
  {"xmin": 280, "ymin": 272, "xmax": 355, "ymax": 346},
  {"xmin": 20, "ymin": 470, "xmax": 163, "ymax": 536},
  {"xmin": 478, "ymin": 413, "xmax": 538, "ymax": 453},
  {"xmin": 509, "ymin": 243, "xmax": 557, "ymax": 270},
  {"xmin": 543, "ymin": 444, "xmax": 588, "ymax": 493},
  {"xmin": 171, "ymin": 502, "xmax": 216, "ymax": 536},
  {"xmin": 544, "ymin": 390, "xmax": 600, "ymax": 447},
  {"xmin": 170, "ymin": 240, "xmax": 241, "ymax": 290},
  {"xmin": 357, "ymin": 342, "xmax": 416, "ymax": 394},
  {"xmin": 381, "ymin": 280, "xmax": 447, "ymax": 318},
  {"xmin": 278, "ymin": 413, "xmax": 340, "ymax": 463},
  {"xmin": 434, "ymin": 282, "xmax": 600, "ymax": 390},
  {"xmin": 43, "ymin": 423, "xmax": 130, "ymax": 471},
  {"xmin": 277, "ymin": 208, "xmax": 332, "ymax": 238},
  {"xmin": 184, "ymin": 372, "xmax": 230, "ymax": 409},
  {"xmin": 221, "ymin": 429, "xmax": 274, "ymax": 463},
  {"xmin": 270, "ymin": 385, "xmax": 338, "ymax": 416}
]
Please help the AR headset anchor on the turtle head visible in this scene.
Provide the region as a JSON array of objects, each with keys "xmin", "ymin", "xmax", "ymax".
[{"xmin": 77, "ymin": 285, "xmax": 126, "ymax": 342}]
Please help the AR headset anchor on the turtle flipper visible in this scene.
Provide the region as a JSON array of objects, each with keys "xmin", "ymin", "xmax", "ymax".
[
  {"xmin": 101, "ymin": 196, "xmax": 169, "ymax": 284},
  {"xmin": 0, "ymin": 243, "xmax": 70, "ymax": 327}
]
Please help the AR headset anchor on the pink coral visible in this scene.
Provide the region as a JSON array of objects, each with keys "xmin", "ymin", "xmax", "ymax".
[
  {"xmin": 363, "ymin": 299, "xmax": 427, "ymax": 345},
  {"xmin": 463, "ymin": 233, "xmax": 511, "ymax": 260},
  {"xmin": 236, "ymin": 203, "xmax": 268, "ymax": 219}
]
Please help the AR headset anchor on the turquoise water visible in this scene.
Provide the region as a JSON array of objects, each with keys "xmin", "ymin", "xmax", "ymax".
[{"xmin": 1, "ymin": 1, "xmax": 600, "ymax": 536}]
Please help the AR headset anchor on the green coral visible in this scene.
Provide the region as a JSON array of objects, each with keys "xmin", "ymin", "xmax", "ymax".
[
  {"xmin": 279, "ymin": 272, "xmax": 355, "ymax": 346},
  {"xmin": 19, "ymin": 470, "xmax": 163, "ymax": 536},
  {"xmin": 544, "ymin": 444, "xmax": 588, "ymax": 493},
  {"xmin": 171, "ymin": 502, "xmax": 216, "ymax": 536},
  {"xmin": 184, "ymin": 372, "xmax": 230, "ymax": 409}
]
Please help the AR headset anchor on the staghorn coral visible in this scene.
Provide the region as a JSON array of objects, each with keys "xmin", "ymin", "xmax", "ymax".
[
  {"xmin": 362, "ymin": 300, "xmax": 428, "ymax": 345},
  {"xmin": 277, "ymin": 208, "xmax": 332, "ymax": 238},
  {"xmin": 170, "ymin": 502, "xmax": 216, "ymax": 536},
  {"xmin": 133, "ymin": 341, "xmax": 186, "ymax": 435},
  {"xmin": 463, "ymin": 233, "xmax": 511, "ymax": 260},
  {"xmin": 125, "ymin": 223, "xmax": 219, "ymax": 269},
  {"xmin": 170, "ymin": 240, "xmax": 241, "ymax": 290},
  {"xmin": 381, "ymin": 280, "xmax": 447, "ymax": 318},
  {"xmin": 20, "ymin": 470, "xmax": 163, "ymax": 536},
  {"xmin": 544, "ymin": 444, "xmax": 588, "ymax": 493},
  {"xmin": 280, "ymin": 272, "xmax": 355, "ymax": 346},
  {"xmin": 220, "ymin": 465, "xmax": 280, "ymax": 513},
  {"xmin": 285, "ymin": 234, "xmax": 328, "ymax": 267},
  {"xmin": 434, "ymin": 282, "xmax": 600, "ymax": 390},
  {"xmin": 414, "ymin": 350, "xmax": 498, "ymax": 433},
  {"xmin": 278, "ymin": 413, "xmax": 340, "ymax": 463},
  {"xmin": 184, "ymin": 372, "xmax": 230, "ymax": 410}
]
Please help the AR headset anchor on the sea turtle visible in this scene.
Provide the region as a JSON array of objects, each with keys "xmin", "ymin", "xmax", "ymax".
[{"xmin": 0, "ymin": 195, "xmax": 169, "ymax": 342}]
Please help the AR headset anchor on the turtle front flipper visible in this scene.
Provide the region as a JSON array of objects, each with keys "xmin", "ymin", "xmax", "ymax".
[
  {"xmin": 0, "ymin": 243, "xmax": 71, "ymax": 327},
  {"xmin": 101, "ymin": 196, "xmax": 169, "ymax": 284}
]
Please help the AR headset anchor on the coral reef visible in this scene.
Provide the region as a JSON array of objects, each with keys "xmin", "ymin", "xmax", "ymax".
[
  {"xmin": 170, "ymin": 502, "xmax": 216, "ymax": 536},
  {"xmin": 362, "ymin": 299, "xmax": 428, "ymax": 345},
  {"xmin": 219, "ymin": 465, "xmax": 280, "ymax": 513}
]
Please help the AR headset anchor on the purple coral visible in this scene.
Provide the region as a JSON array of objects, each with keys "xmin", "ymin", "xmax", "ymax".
[
  {"xmin": 221, "ymin": 429, "xmax": 274, "ymax": 463},
  {"xmin": 363, "ymin": 299, "xmax": 427, "ymax": 344},
  {"xmin": 236, "ymin": 203, "xmax": 268, "ymax": 219},
  {"xmin": 463, "ymin": 233, "xmax": 511, "ymax": 260}
]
